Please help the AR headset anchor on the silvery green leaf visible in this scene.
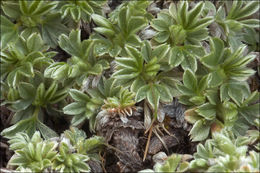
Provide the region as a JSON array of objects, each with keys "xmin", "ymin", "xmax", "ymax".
[
  {"xmin": 0, "ymin": 15, "xmax": 19, "ymax": 49},
  {"xmin": 181, "ymin": 52, "xmax": 197, "ymax": 72},
  {"xmin": 37, "ymin": 121, "xmax": 58, "ymax": 139},
  {"xmin": 63, "ymin": 102, "xmax": 86, "ymax": 115},
  {"xmin": 189, "ymin": 119, "xmax": 211, "ymax": 141},
  {"xmin": 196, "ymin": 103, "xmax": 216, "ymax": 120}
]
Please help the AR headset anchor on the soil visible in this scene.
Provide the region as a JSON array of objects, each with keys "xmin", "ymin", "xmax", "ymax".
[
  {"xmin": 0, "ymin": 104, "xmax": 13, "ymax": 169},
  {"xmin": 95, "ymin": 106, "xmax": 196, "ymax": 172}
]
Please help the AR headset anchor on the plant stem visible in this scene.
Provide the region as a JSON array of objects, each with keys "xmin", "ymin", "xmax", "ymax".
[
  {"xmin": 143, "ymin": 124, "xmax": 153, "ymax": 161},
  {"xmin": 32, "ymin": 106, "xmax": 40, "ymax": 121}
]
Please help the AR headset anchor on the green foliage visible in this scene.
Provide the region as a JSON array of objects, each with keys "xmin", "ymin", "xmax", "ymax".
[
  {"xmin": 232, "ymin": 91, "xmax": 260, "ymax": 136},
  {"xmin": 241, "ymin": 27, "xmax": 260, "ymax": 52},
  {"xmin": 152, "ymin": 1, "xmax": 213, "ymax": 45},
  {"xmin": 176, "ymin": 69, "xmax": 209, "ymax": 106},
  {"xmin": 1, "ymin": 33, "xmax": 54, "ymax": 88},
  {"xmin": 139, "ymin": 154, "xmax": 189, "ymax": 173},
  {"xmin": 0, "ymin": 30, "xmax": 67, "ymax": 139},
  {"xmin": 0, "ymin": 15, "xmax": 19, "ymax": 49},
  {"xmin": 113, "ymin": 42, "xmax": 166, "ymax": 84},
  {"xmin": 102, "ymin": 89, "xmax": 136, "ymax": 123},
  {"xmin": 63, "ymin": 77, "xmax": 122, "ymax": 128},
  {"xmin": 63, "ymin": 89, "xmax": 102, "ymax": 126},
  {"xmin": 53, "ymin": 127, "xmax": 103, "ymax": 172},
  {"xmin": 6, "ymin": 128, "xmax": 104, "ymax": 172},
  {"xmin": 1, "ymin": 0, "xmax": 68, "ymax": 48},
  {"xmin": 91, "ymin": 4, "xmax": 148, "ymax": 57},
  {"xmin": 60, "ymin": 0, "xmax": 106, "ymax": 22},
  {"xmin": 7, "ymin": 131, "xmax": 58, "ymax": 172},
  {"xmin": 113, "ymin": 44, "xmax": 178, "ymax": 120},
  {"xmin": 215, "ymin": 1, "xmax": 260, "ymax": 51},
  {"xmin": 1, "ymin": 1, "xmax": 259, "ymax": 172},
  {"xmin": 63, "ymin": 76, "xmax": 136, "ymax": 126},
  {"xmin": 1, "ymin": 76, "xmax": 67, "ymax": 139},
  {"xmin": 177, "ymin": 37, "xmax": 258, "ymax": 141},
  {"xmin": 216, "ymin": 1, "xmax": 259, "ymax": 34},
  {"xmin": 53, "ymin": 142, "xmax": 90, "ymax": 173},
  {"xmin": 246, "ymin": 119, "xmax": 260, "ymax": 151},
  {"xmin": 63, "ymin": 127, "xmax": 104, "ymax": 157},
  {"xmin": 184, "ymin": 90, "xmax": 259, "ymax": 141},
  {"xmin": 189, "ymin": 129, "xmax": 260, "ymax": 172},
  {"xmin": 109, "ymin": 0, "xmax": 153, "ymax": 23},
  {"xmin": 45, "ymin": 29, "xmax": 109, "ymax": 85},
  {"xmin": 151, "ymin": 1, "xmax": 211, "ymax": 71},
  {"xmin": 102, "ymin": 89, "xmax": 135, "ymax": 110},
  {"xmin": 201, "ymin": 37, "xmax": 255, "ymax": 87}
]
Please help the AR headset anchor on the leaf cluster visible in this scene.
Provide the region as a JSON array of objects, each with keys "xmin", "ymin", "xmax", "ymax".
[
  {"xmin": 139, "ymin": 153, "xmax": 189, "ymax": 173},
  {"xmin": 7, "ymin": 128, "xmax": 104, "ymax": 172},
  {"xmin": 45, "ymin": 29, "xmax": 109, "ymax": 86},
  {"xmin": 189, "ymin": 129, "xmax": 260, "ymax": 172},
  {"xmin": 1, "ymin": 1, "xmax": 68, "ymax": 48},
  {"xmin": 60, "ymin": 0, "xmax": 106, "ymax": 23},
  {"xmin": 91, "ymin": 3, "xmax": 148, "ymax": 57},
  {"xmin": 177, "ymin": 38, "xmax": 259, "ymax": 141}
]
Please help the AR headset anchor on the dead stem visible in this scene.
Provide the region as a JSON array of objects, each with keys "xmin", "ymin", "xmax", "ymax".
[
  {"xmin": 99, "ymin": 151, "xmax": 107, "ymax": 173},
  {"xmin": 144, "ymin": 118, "xmax": 155, "ymax": 134},
  {"xmin": 103, "ymin": 143, "xmax": 124, "ymax": 154},
  {"xmin": 161, "ymin": 123, "xmax": 180, "ymax": 143},
  {"xmin": 153, "ymin": 128, "xmax": 169, "ymax": 154},
  {"xmin": 143, "ymin": 125, "xmax": 153, "ymax": 161}
]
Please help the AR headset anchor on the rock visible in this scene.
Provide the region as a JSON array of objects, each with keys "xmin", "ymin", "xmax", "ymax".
[
  {"xmin": 96, "ymin": 109, "xmax": 145, "ymax": 172},
  {"xmin": 163, "ymin": 99, "xmax": 186, "ymax": 126},
  {"xmin": 88, "ymin": 160, "xmax": 103, "ymax": 173},
  {"xmin": 148, "ymin": 128, "xmax": 185, "ymax": 155}
]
